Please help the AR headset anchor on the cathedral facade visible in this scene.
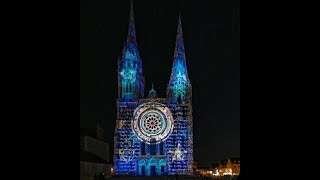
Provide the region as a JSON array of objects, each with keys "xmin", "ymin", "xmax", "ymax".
[{"xmin": 114, "ymin": 3, "xmax": 193, "ymax": 176}]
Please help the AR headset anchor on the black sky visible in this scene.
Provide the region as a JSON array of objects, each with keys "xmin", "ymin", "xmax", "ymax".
[{"xmin": 80, "ymin": 0, "xmax": 240, "ymax": 167}]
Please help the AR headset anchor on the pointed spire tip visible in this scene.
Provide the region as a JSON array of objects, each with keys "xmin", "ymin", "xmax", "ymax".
[{"xmin": 127, "ymin": 0, "xmax": 136, "ymax": 43}]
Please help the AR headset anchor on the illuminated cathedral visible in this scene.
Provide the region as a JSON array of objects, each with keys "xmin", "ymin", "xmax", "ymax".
[{"xmin": 114, "ymin": 2, "xmax": 193, "ymax": 176}]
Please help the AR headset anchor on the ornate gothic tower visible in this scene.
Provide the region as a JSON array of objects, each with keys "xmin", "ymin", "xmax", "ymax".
[
  {"xmin": 167, "ymin": 15, "xmax": 192, "ymax": 104},
  {"xmin": 117, "ymin": 2, "xmax": 144, "ymax": 102},
  {"xmin": 166, "ymin": 15, "xmax": 193, "ymax": 175},
  {"xmin": 114, "ymin": 2, "xmax": 145, "ymax": 175}
]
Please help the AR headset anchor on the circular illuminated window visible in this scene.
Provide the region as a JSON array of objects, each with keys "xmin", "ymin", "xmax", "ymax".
[
  {"xmin": 141, "ymin": 112, "xmax": 163, "ymax": 134},
  {"xmin": 132, "ymin": 102, "xmax": 174, "ymax": 144}
]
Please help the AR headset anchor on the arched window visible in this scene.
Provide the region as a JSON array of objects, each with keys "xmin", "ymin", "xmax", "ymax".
[
  {"xmin": 159, "ymin": 159, "xmax": 167, "ymax": 175},
  {"xmin": 139, "ymin": 159, "xmax": 147, "ymax": 176}
]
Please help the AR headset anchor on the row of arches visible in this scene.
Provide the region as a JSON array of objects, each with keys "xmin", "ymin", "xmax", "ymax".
[{"xmin": 138, "ymin": 158, "xmax": 168, "ymax": 176}]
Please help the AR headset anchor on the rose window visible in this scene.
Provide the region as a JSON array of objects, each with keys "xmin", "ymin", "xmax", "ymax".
[
  {"xmin": 132, "ymin": 102, "xmax": 174, "ymax": 144},
  {"xmin": 144, "ymin": 114, "xmax": 162, "ymax": 133}
]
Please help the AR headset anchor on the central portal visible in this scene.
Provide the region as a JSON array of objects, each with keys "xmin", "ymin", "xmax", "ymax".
[{"xmin": 138, "ymin": 158, "xmax": 168, "ymax": 176}]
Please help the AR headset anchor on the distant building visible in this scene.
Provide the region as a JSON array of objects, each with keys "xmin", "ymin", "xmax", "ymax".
[
  {"xmin": 80, "ymin": 123, "xmax": 112, "ymax": 180},
  {"xmin": 196, "ymin": 166, "xmax": 211, "ymax": 176},
  {"xmin": 210, "ymin": 162, "xmax": 220, "ymax": 176},
  {"xmin": 218, "ymin": 158, "xmax": 240, "ymax": 176}
]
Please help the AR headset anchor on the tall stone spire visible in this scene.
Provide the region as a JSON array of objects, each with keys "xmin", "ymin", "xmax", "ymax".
[
  {"xmin": 174, "ymin": 14, "xmax": 186, "ymax": 60},
  {"xmin": 170, "ymin": 14, "xmax": 190, "ymax": 83},
  {"xmin": 167, "ymin": 14, "xmax": 191, "ymax": 103},
  {"xmin": 118, "ymin": 0, "xmax": 144, "ymax": 102}
]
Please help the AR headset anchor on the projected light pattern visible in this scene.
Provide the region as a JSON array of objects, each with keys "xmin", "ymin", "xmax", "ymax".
[
  {"xmin": 114, "ymin": 2, "xmax": 193, "ymax": 176},
  {"xmin": 167, "ymin": 15, "xmax": 190, "ymax": 103},
  {"xmin": 117, "ymin": 2, "xmax": 144, "ymax": 102},
  {"xmin": 133, "ymin": 103, "xmax": 174, "ymax": 144}
]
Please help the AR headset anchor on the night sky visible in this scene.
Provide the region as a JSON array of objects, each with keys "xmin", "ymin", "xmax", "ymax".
[{"xmin": 80, "ymin": 0, "xmax": 240, "ymax": 167}]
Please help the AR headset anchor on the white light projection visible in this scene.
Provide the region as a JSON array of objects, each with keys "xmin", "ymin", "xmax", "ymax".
[
  {"xmin": 169, "ymin": 143, "xmax": 187, "ymax": 161},
  {"xmin": 119, "ymin": 135, "xmax": 135, "ymax": 163},
  {"xmin": 132, "ymin": 102, "xmax": 174, "ymax": 144}
]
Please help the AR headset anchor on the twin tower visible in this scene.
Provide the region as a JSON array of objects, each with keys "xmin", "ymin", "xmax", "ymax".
[{"xmin": 114, "ymin": 2, "xmax": 193, "ymax": 176}]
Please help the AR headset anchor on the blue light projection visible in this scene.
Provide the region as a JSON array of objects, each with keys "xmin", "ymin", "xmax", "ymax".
[
  {"xmin": 117, "ymin": 2, "xmax": 144, "ymax": 102},
  {"xmin": 137, "ymin": 158, "xmax": 168, "ymax": 176},
  {"xmin": 114, "ymin": 4, "xmax": 193, "ymax": 176},
  {"xmin": 168, "ymin": 15, "xmax": 191, "ymax": 103},
  {"xmin": 120, "ymin": 50, "xmax": 137, "ymax": 101},
  {"xmin": 132, "ymin": 102, "xmax": 174, "ymax": 144},
  {"xmin": 114, "ymin": 2, "xmax": 145, "ymax": 175}
]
